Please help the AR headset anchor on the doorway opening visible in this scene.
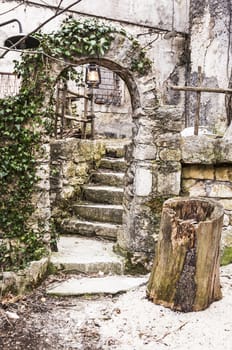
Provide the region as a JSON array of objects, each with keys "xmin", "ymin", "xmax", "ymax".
[{"xmin": 53, "ymin": 64, "xmax": 133, "ymax": 140}]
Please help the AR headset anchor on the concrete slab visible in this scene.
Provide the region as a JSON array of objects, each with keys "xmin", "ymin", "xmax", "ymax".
[
  {"xmin": 46, "ymin": 275, "xmax": 148, "ymax": 296},
  {"xmin": 50, "ymin": 236, "xmax": 124, "ymax": 274}
]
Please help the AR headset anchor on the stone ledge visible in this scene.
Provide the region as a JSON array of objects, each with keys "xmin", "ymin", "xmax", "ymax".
[
  {"xmin": 181, "ymin": 136, "xmax": 232, "ymax": 164},
  {"xmin": 0, "ymin": 257, "xmax": 49, "ymax": 298}
]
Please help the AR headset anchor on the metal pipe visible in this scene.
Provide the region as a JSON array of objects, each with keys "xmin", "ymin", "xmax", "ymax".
[{"xmin": 0, "ymin": 19, "xmax": 23, "ymax": 33}]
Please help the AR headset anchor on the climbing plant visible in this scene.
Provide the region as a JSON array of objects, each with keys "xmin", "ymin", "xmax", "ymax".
[{"xmin": 0, "ymin": 17, "xmax": 152, "ymax": 271}]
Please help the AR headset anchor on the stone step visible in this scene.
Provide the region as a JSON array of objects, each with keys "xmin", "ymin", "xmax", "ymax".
[
  {"xmin": 82, "ymin": 184, "xmax": 124, "ymax": 205},
  {"xmin": 50, "ymin": 236, "xmax": 124, "ymax": 274},
  {"xmin": 59, "ymin": 218, "xmax": 122, "ymax": 240},
  {"xmin": 91, "ymin": 170, "xmax": 125, "ymax": 187},
  {"xmin": 105, "ymin": 145, "xmax": 126, "ymax": 158},
  {"xmin": 73, "ymin": 203, "xmax": 123, "ymax": 224},
  {"xmin": 100, "ymin": 157, "xmax": 127, "ymax": 171},
  {"xmin": 47, "ymin": 275, "xmax": 148, "ymax": 296}
]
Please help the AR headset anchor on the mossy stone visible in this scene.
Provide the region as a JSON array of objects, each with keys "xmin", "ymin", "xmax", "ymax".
[{"xmin": 221, "ymin": 246, "xmax": 232, "ymax": 266}]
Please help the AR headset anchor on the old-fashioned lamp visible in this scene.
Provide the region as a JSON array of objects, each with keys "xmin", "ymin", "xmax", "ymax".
[
  {"xmin": 85, "ymin": 63, "xmax": 101, "ymax": 88},
  {"xmin": 0, "ymin": 19, "xmax": 40, "ymax": 49}
]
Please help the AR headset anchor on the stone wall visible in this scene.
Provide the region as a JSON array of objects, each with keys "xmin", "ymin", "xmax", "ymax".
[
  {"xmin": 50, "ymin": 138, "xmax": 105, "ymax": 221},
  {"xmin": 118, "ymin": 106, "xmax": 183, "ymax": 269},
  {"xmin": 181, "ymin": 135, "xmax": 232, "ymax": 264}
]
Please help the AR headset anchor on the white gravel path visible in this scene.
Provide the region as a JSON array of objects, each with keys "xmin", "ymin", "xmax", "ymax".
[{"xmin": 45, "ymin": 264, "xmax": 232, "ymax": 349}]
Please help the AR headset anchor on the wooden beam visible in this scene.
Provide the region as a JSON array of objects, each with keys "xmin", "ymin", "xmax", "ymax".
[
  {"xmin": 194, "ymin": 66, "xmax": 202, "ymax": 135},
  {"xmin": 171, "ymin": 85, "xmax": 232, "ymax": 94},
  {"xmin": 59, "ymin": 88, "xmax": 90, "ymax": 100}
]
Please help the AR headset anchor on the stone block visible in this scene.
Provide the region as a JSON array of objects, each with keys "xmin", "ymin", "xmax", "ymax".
[
  {"xmin": 133, "ymin": 143, "xmax": 157, "ymax": 160},
  {"xmin": 156, "ymin": 133, "xmax": 181, "ymax": 148},
  {"xmin": 155, "ymin": 162, "xmax": 181, "ymax": 195},
  {"xmin": 159, "ymin": 148, "xmax": 181, "ymax": 161},
  {"xmin": 215, "ymin": 167, "xmax": 232, "ymax": 181},
  {"xmin": 135, "ymin": 167, "xmax": 153, "ymax": 196},
  {"xmin": 219, "ymin": 199, "xmax": 232, "ymax": 211},
  {"xmin": 0, "ymin": 257, "xmax": 49, "ymax": 297},
  {"xmin": 182, "ymin": 165, "xmax": 214, "ymax": 180},
  {"xmin": 153, "ymin": 106, "xmax": 184, "ymax": 133},
  {"xmin": 60, "ymin": 185, "xmax": 76, "ymax": 200},
  {"xmin": 182, "ymin": 180, "xmax": 207, "ymax": 196},
  {"xmin": 35, "ymin": 164, "xmax": 50, "ymax": 191},
  {"xmin": 209, "ymin": 183, "xmax": 232, "ymax": 198},
  {"xmin": 216, "ymin": 140, "xmax": 232, "ymax": 163},
  {"xmin": 35, "ymin": 143, "xmax": 50, "ymax": 163},
  {"xmin": 223, "ymin": 213, "xmax": 230, "ymax": 226},
  {"xmin": 181, "ymin": 136, "xmax": 216, "ymax": 164},
  {"xmin": 31, "ymin": 191, "xmax": 50, "ymax": 209},
  {"xmin": 134, "ymin": 120, "xmax": 155, "ymax": 144}
]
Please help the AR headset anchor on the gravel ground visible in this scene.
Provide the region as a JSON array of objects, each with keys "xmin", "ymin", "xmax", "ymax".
[{"xmin": 0, "ymin": 264, "xmax": 232, "ymax": 350}]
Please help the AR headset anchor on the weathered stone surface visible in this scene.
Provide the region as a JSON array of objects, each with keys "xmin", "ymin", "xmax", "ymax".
[
  {"xmin": 59, "ymin": 218, "xmax": 121, "ymax": 240},
  {"xmin": 155, "ymin": 162, "xmax": 181, "ymax": 196},
  {"xmin": 50, "ymin": 236, "xmax": 124, "ymax": 274},
  {"xmin": 189, "ymin": 0, "xmax": 231, "ymax": 133},
  {"xmin": 46, "ymin": 275, "xmax": 148, "ymax": 296},
  {"xmin": 181, "ymin": 137, "xmax": 232, "ymax": 164},
  {"xmin": 159, "ymin": 148, "xmax": 181, "ymax": 161},
  {"xmin": 133, "ymin": 143, "xmax": 157, "ymax": 160},
  {"xmin": 209, "ymin": 183, "xmax": 232, "ymax": 198},
  {"xmin": 153, "ymin": 108, "xmax": 184, "ymax": 134},
  {"xmin": 156, "ymin": 133, "xmax": 181, "ymax": 148},
  {"xmin": 73, "ymin": 203, "xmax": 123, "ymax": 224},
  {"xmin": 31, "ymin": 191, "xmax": 50, "ymax": 209},
  {"xmin": 181, "ymin": 136, "xmax": 216, "ymax": 164},
  {"xmin": 135, "ymin": 166, "xmax": 153, "ymax": 196},
  {"xmin": 50, "ymin": 139, "xmax": 106, "ymax": 211},
  {"xmin": 134, "ymin": 119, "xmax": 156, "ymax": 144},
  {"xmin": 0, "ymin": 258, "xmax": 49, "ymax": 297},
  {"xmin": 182, "ymin": 180, "xmax": 232, "ymax": 198},
  {"xmin": 218, "ymin": 199, "xmax": 232, "ymax": 211},
  {"xmin": 82, "ymin": 185, "xmax": 124, "ymax": 205},
  {"xmin": 100, "ymin": 157, "xmax": 127, "ymax": 171},
  {"xmin": 215, "ymin": 167, "xmax": 232, "ymax": 181},
  {"xmin": 91, "ymin": 170, "xmax": 125, "ymax": 187},
  {"xmin": 182, "ymin": 165, "xmax": 215, "ymax": 180},
  {"xmin": 35, "ymin": 163, "xmax": 50, "ymax": 191}
]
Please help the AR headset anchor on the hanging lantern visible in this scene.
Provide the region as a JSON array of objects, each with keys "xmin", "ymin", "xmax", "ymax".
[{"xmin": 85, "ymin": 63, "xmax": 101, "ymax": 88}]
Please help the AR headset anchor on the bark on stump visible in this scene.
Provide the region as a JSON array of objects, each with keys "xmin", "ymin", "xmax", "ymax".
[{"xmin": 147, "ymin": 197, "xmax": 224, "ymax": 312}]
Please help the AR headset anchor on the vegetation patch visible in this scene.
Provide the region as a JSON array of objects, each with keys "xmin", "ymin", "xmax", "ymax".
[{"xmin": 221, "ymin": 246, "xmax": 232, "ymax": 266}]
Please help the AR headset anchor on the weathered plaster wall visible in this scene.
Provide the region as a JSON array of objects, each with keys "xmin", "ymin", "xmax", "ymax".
[
  {"xmin": 1, "ymin": 0, "xmax": 189, "ymax": 32},
  {"xmin": 0, "ymin": 0, "xmax": 188, "ymax": 108},
  {"xmin": 188, "ymin": 0, "xmax": 232, "ymax": 134}
]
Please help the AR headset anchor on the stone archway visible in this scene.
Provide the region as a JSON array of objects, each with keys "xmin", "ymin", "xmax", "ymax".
[{"xmin": 40, "ymin": 29, "xmax": 182, "ymax": 268}]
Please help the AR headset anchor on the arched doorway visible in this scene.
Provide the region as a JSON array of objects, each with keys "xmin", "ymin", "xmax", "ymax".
[
  {"xmin": 53, "ymin": 64, "xmax": 133, "ymax": 140},
  {"xmin": 43, "ymin": 27, "xmax": 158, "ymax": 263}
]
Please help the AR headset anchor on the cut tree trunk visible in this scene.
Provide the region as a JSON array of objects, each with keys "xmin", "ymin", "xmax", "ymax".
[{"xmin": 147, "ymin": 197, "xmax": 224, "ymax": 312}]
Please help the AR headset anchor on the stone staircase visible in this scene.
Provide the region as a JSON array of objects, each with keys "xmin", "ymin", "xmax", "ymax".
[
  {"xmin": 48, "ymin": 141, "xmax": 149, "ymax": 296},
  {"xmin": 58, "ymin": 141, "xmax": 127, "ymax": 241}
]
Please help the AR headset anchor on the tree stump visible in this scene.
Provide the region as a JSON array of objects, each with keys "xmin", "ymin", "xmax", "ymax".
[{"xmin": 147, "ymin": 197, "xmax": 224, "ymax": 312}]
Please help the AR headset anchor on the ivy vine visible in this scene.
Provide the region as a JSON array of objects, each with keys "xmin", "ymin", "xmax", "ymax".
[{"xmin": 0, "ymin": 17, "xmax": 152, "ymax": 271}]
